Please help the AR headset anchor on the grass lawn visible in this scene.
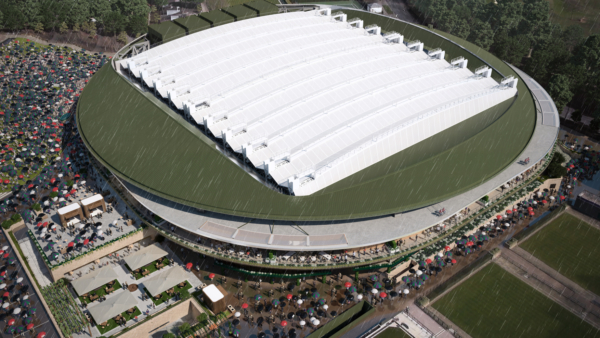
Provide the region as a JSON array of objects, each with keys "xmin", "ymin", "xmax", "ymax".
[
  {"xmin": 145, "ymin": 280, "xmax": 192, "ymax": 306},
  {"xmin": 130, "ymin": 257, "xmax": 170, "ymax": 279},
  {"xmin": 433, "ymin": 264, "xmax": 600, "ymax": 338},
  {"xmin": 96, "ymin": 306, "xmax": 141, "ymax": 335},
  {"xmin": 78, "ymin": 279, "xmax": 122, "ymax": 304},
  {"xmin": 377, "ymin": 327, "xmax": 411, "ymax": 338},
  {"xmin": 520, "ymin": 212, "xmax": 600, "ymax": 295}
]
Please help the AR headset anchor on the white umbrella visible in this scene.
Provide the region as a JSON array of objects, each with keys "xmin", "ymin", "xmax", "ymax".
[
  {"xmin": 505, "ymin": 223, "xmax": 510, "ymax": 227},
  {"xmin": 1, "ymin": 303, "xmax": 8, "ymax": 308},
  {"xmin": 29, "ymin": 191, "xmax": 35, "ymax": 195},
  {"xmin": 312, "ymin": 319, "xmax": 320, "ymax": 326},
  {"xmin": 41, "ymin": 228, "xmax": 47, "ymax": 233},
  {"xmin": 496, "ymin": 227, "xmax": 501, "ymax": 230},
  {"xmin": 16, "ymin": 277, "xmax": 22, "ymax": 283},
  {"xmin": 297, "ymin": 300, "xmax": 303, "ymax": 305},
  {"xmin": 52, "ymin": 197, "xmax": 58, "ymax": 202},
  {"xmin": 96, "ymin": 225, "xmax": 102, "ymax": 230},
  {"xmin": 58, "ymin": 174, "xmax": 63, "ymax": 178},
  {"xmin": 550, "ymin": 196, "xmax": 555, "ymax": 200},
  {"xmin": 112, "ymin": 220, "xmax": 118, "ymax": 226},
  {"xmin": 300, "ymin": 320, "xmax": 306, "ymax": 326},
  {"xmin": 371, "ymin": 288, "xmax": 378, "ymax": 294},
  {"xmin": 403, "ymin": 289, "xmax": 409, "ymax": 294},
  {"xmin": 323, "ymin": 304, "xmax": 329, "ymax": 310},
  {"xmin": 51, "ymin": 225, "xmax": 56, "ymax": 229},
  {"xmin": 81, "ymin": 180, "xmax": 86, "ymax": 184},
  {"xmin": 481, "ymin": 231, "xmax": 486, "ymax": 235},
  {"xmin": 438, "ymin": 252, "xmax": 443, "ymax": 257},
  {"xmin": 567, "ymin": 185, "xmax": 572, "ymax": 189},
  {"xmin": 310, "ymin": 317, "xmax": 316, "ymax": 322},
  {"xmin": 13, "ymin": 308, "xmax": 21, "ymax": 314},
  {"xmin": 2, "ymin": 246, "xmax": 8, "ymax": 251},
  {"xmin": 416, "ymin": 270, "xmax": 423, "ymax": 276},
  {"xmin": 97, "ymin": 230, "xmax": 103, "ymax": 236},
  {"xmin": 72, "ymin": 184, "xmax": 77, "ymax": 189},
  {"xmin": 357, "ymin": 294, "xmax": 363, "ymax": 300},
  {"xmin": 78, "ymin": 224, "xmax": 84, "ymax": 229},
  {"xmin": 0, "ymin": 284, "xmax": 5, "ymax": 289},
  {"xmin": 533, "ymin": 201, "xmax": 537, "ymax": 205},
  {"xmin": 58, "ymin": 197, "xmax": 65, "ymax": 202},
  {"xmin": 43, "ymin": 201, "xmax": 49, "ymax": 206},
  {"xmin": 41, "ymin": 155, "xmax": 46, "ymax": 159},
  {"xmin": 22, "ymin": 295, "xmax": 28, "ymax": 300},
  {"xmin": 61, "ymin": 190, "xmax": 68, "ymax": 195},
  {"xmin": 234, "ymin": 312, "xmax": 241, "ymax": 318}
]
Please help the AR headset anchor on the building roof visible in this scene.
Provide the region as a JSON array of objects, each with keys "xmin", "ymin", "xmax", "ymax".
[
  {"xmin": 143, "ymin": 266, "xmax": 188, "ymax": 296},
  {"xmin": 123, "ymin": 243, "xmax": 168, "ymax": 271},
  {"xmin": 244, "ymin": 0, "xmax": 279, "ymax": 16},
  {"xmin": 222, "ymin": 5, "xmax": 257, "ymax": 21},
  {"xmin": 199, "ymin": 10, "xmax": 235, "ymax": 26},
  {"xmin": 80, "ymin": 194, "xmax": 103, "ymax": 206},
  {"xmin": 71, "ymin": 266, "xmax": 119, "ymax": 296},
  {"xmin": 203, "ymin": 284, "xmax": 224, "ymax": 302},
  {"xmin": 88, "ymin": 291, "xmax": 137, "ymax": 324},
  {"xmin": 77, "ymin": 9, "xmax": 536, "ymax": 221},
  {"xmin": 174, "ymin": 15, "xmax": 212, "ymax": 34},
  {"xmin": 57, "ymin": 203, "xmax": 81, "ymax": 215}
]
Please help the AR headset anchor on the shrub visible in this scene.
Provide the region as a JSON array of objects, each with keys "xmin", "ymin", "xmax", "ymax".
[
  {"xmin": 268, "ymin": 251, "xmax": 274, "ymax": 260},
  {"xmin": 32, "ymin": 203, "xmax": 41, "ymax": 212},
  {"xmin": 1, "ymin": 220, "xmax": 14, "ymax": 229},
  {"xmin": 49, "ymin": 192, "xmax": 58, "ymax": 198},
  {"xmin": 66, "ymin": 180, "xmax": 74, "ymax": 187},
  {"xmin": 11, "ymin": 213, "xmax": 21, "ymax": 222},
  {"xmin": 389, "ymin": 241, "xmax": 397, "ymax": 249}
]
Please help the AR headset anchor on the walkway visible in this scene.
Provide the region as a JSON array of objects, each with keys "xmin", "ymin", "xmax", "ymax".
[
  {"xmin": 18, "ymin": 237, "xmax": 53, "ymax": 287},
  {"xmin": 406, "ymin": 304, "xmax": 462, "ymax": 338}
]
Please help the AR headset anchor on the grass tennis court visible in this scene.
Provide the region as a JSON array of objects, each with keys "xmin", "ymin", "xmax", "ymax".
[
  {"xmin": 520, "ymin": 212, "xmax": 600, "ymax": 295},
  {"xmin": 433, "ymin": 264, "xmax": 600, "ymax": 338},
  {"xmin": 376, "ymin": 327, "xmax": 411, "ymax": 338}
]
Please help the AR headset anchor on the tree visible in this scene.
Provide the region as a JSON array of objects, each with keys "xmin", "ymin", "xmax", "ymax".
[
  {"xmin": 59, "ymin": 22, "xmax": 68, "ymax": 34},
  {"xmin": 197, "ymin": 313, "xmax": 208, "ymax": 324},
  {"xmin": 73, "ymin": 22, "xmax": 80, "ymax": 31},
  {"xmin": 149, "ymin": 0, "xmax": 169, "ymax": 7},
  {"xmin": 179, "ymin": 323, "xmax": 191, "ymax": 336},
  {"xmin": 562, "ymin": 25, "xmax": 584, "ymax": 51},
  {"xmin": 117, "ymin": 31, "xmax": 128, "ymax": 44},
  {"xmin": 34, "ymin": 22, "xmax": 44, "ymax": 34},
  {"xmin": 162, "ymin": 333, "xmax": 175, "ymax": 338},
  {"xmin": 522, "ymin": 37, "xmax": 571, "ymax": 84},
  {"xmin": 548, "ymin": 74, "xmax": 573, "ymax": 113},
  {"xmin": 570, "ymin": 109, "xmax": 582, "ymax": 123},
  {"xmin": 546, "ymin": 153, "xmax": 567, "ymax": 178},
  {"xmin": 197, "ymin": 4, "xmax": 203, "ymax": 13},
  {"xmin": 572, "ymin": 35, "xmax": 600, "ymax": 77},
  {"xmin": 88, "ymin": 0, "xmax": 112, "ymax": 24},
  {"xmin": 112, "ymin": 0, "xmax": 150, "ymax": 22},
  {"xmin": 467, "ymin": 19, "xmax": 494, "ymax": 50},
  {"xmin": 3, "ymin": 3, "xmax": 26, "ymax": 30},
  {"xmin": 102, "ymin": 11, "xmax": 125, "ymax": 36},
  {"xmin": 0, "ymin": 10, "xmax": 3, "ymax": 29},
  {"xmin": 491, "ymin": 31, "xmax": 530, "ymax": 65},
  {"xmin": 21, "ymin": 0, "xmax": 40, "ymax": 29},
  {"xmin": 67, "ymin": 0, "xmax": 90, "ymax": 28},
  {"xmin": 127, "ymin": 15, "xmax": 148, "ymax": 36},
  {"xmin": 590, "ymin": 117, "xmax": 600, "ymax": 132}
]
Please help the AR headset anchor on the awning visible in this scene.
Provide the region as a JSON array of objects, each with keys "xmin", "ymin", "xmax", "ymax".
[
  {"xmin": 143, "ymin": 266, "xmax": 188, "ymax": 297},
  {"xmin": 71, "ymin": 266, "xmax": 119, "ymax": 296},
  {"xmin": 88, "ymin": 291, "xmax": 137, "ymax": 324},
  {"xmin": 123, "ymin": 243, "xmax": 168, "ymax": 271}
]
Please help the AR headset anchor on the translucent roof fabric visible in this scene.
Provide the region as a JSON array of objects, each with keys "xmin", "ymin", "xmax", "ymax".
[
  {"xmin": 123, "ymin": 243, "xmax": 168, "ymax": 271},
  {"xmin": 143, "ymin": 266, "xmax": 188, "ymax": 296},
  {"xmin": 124, "ymin": 10, "xmax": 516, "ymax": 196},
  {"xmin": 71, "ymin": 266, "xmax": 119, "ymax": 296},
  {"xmin": 88, "ymin": 291, "xmax": 137, "ymax": 324}
]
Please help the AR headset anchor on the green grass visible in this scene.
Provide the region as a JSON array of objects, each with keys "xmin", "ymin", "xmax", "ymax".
[
  {"xmin": 145, "ymin": 280, "xmax": 192, "ymax": 306},
  {"xmin": 433, "ymin": 264, "xmax": 600, "ymax": 338},
  {"xmin": 96, "ymin": 306, "xmax": 141, "ymax": 335},
  {"xmin": 548, "ymin": 0, "xmax": 600, "ymax": 35},
  {"xmin": 78, "ymin": 279, "xmax": 122, "ymax": 304},
  {"xmin": 376, "ymin": 328, "xmax": 411, "ymax": 338},
  {"xmin": 520, "ymin": 212, "xmax": 600, "ymax": 295},
  {"xmin": 131, "ymin": 257, "xmax": 170, "ymax": 279}
]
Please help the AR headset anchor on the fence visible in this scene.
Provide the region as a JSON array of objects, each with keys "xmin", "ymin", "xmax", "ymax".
[
  {"xmin": 417, "ymin": 305, "xmax": 463, "ymax": 338},
  {"xmin": 501, "ymin": 254, "xmax": 600, "ymax": 324}
]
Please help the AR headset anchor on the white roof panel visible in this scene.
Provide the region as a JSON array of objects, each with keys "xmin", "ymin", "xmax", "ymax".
[{"xmin": 128, "ymin": 10, "xmax": 517, "ymax": 196}]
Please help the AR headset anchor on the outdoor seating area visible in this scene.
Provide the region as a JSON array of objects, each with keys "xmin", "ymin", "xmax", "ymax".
[
  {"xmin": 87, "ymin": 291, "xmax": 139, "ymax": 335},
  {"xmin": 143, "ymin": 266, "xmax": 192, "ymax": 306},
  {"xmin": 123, "ymin": 243, "xmax": 170, "ymax": 279},
  {"xmin": 78, "ymin": 279, "xmax": 121, "ymax": 305},
  {"xmin": 70, "ymin": 266, "xmax": 120, "ymax": 304}
]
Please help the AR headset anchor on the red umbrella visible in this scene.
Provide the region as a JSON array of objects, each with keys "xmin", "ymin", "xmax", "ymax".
[
  {"xmin": 52, "ymin": 187, "xmax": 58, "ymax": 192},
  {"xmin": 38, "ymin": 332, "xmax": 46, "ymax": 338},
  {"xmin": 68, "ymin": 242, "xmax": 74, "ymax": 247},
  {"xmin": 506, "ymin": 210, "xmax": 512, "ymax": 214},
  {"xmin": 27, "ymin": 184, "xmax": 34, "ymax": 189},
  {"xmin": 281, "ymin": 320, "xmax": 288, "ymax": 327},
  {"xmin": 513, "ymin": 208, "xmax": 518, "ymax": 213},
  {"xmin": 344, "ymin": 282, "xmax": 351, "ymax": 288},
  {"xmin": 286, "ymin": 294, "xmax": 293, "ymax": 300},
  {"xmin": 37, "ymin": 222, "xmax": 42, "ymax": 227},
  {"xmin": 451, "ymin": 259, "xmax": 457, "ymax": 264},
  {"xmin": 208, "ymin": 273, "xmax": 215, "ymax": 279},
  {"xmin": 18, "ymin": 175, "xmax": 23, "ymax": 179},
  {"xmin": 26, "ymin": 323, "xmax": 34, "ymax": 330},
  {"xmin": 444, "ymin": 246, "xmax": 451, "ymax": 251},
  {"xmin": 425, "ymin": 258, "xmax": 432, "ymax": 264},
  {"xmin": 542, "ymin": 200, "xmax": 547, "ymax": 204},
  {"xmin": 560, "ymin": 195, "xmax": 565, "ymax": 200},
  {"xmin": 496, "ymin": 215, "xmax": 502, "ymax": 220},
  {"xmin": 50, "ymin": 178, "xmax": 56, "ymax": 184},
  {"xmin": 2, "ymin": 180, "xmax": 8, "ymax": 184},
  {"xmin": 527, "ymin": 207, "xmax": 533, "ymax": 211},
  {"xmin": 466, "ymin": 241, "xmax": 474, "ymax": 246},
  {"xmin": 3, "ymin": 291, "xmax": 9, "ymax": 297},
  {"xmin": 2, "ymin": 253, "xmax": 8, "ymax": 258},
  {"xmin": 0, "ymin": 250, "xmax": 4, "ymax": 255},
  {"xmin": 70, "ymin": 189, "xmax": 76, "ymax": 194},
  {"xmin": 1, "ymin": 271, "xmax": 7, "ymax": 276},
  {"xmin": 186, "ymin": 263, "xmax": 193, "ymax": 270},
  {"xmin": 529, "ymin": 211, "xmax": 535, "ymax": 216},
  {"xmin": 84, "ymin": 239, "xmax": 89, "ymax": 245},
  {"xmin": 7, "ymin": 318, "xmax": 15, "ymax": 325},
  {"xmin": 43, "ymin": 222, "xmax": 48, "ymax": 227},
  {"xmin": 241, "ymin": 303, "xmax": 248, "ymax": 309},
  {"xmin": 380, "ymin": 292, "xmax": 387, "ymax": 298}
]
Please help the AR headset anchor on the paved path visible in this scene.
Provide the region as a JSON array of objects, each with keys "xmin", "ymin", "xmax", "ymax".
[
  {"xmin": 19, "ymin": 237, "xmax": 53, "ymax": 287},
  {"xmin": 407, "ymin": 304, "xmax": 463, "ymax": 338}
]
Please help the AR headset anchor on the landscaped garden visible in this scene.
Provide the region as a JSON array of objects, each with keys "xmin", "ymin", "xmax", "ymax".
[
  {"xmin": 145, "ymin": 280, "xmax": 192, "ymax": 306},
  {"xmin": 128, "ymin": 257, "xmax": 170, "ymax": 279},
  {"xmin": 432, "ymin": 264, "xmax": 600, "ymax": 338},
  {"xmin": 77, "ymin": 279, "xmax": 122, "ymax": 304},
  {"xmin": 41, "ymin": 279, "xmax": 89, "ymax": 337},
  {"xmin": 96, "ymin": 306, "xmax": 141, "ymax": 335},
  {"xmin": 520, "ymin": 212, "xmax": 600, "ymax": 295}
]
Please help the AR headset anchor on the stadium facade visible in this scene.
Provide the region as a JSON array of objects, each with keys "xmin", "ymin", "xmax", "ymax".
[{"xmin": 76, "ymin": 6, "xmax": 558, "ymax": 268}]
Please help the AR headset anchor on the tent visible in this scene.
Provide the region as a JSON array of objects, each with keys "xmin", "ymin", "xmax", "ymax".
[
  {"xmin": 71, "ymin": 266, "xmax": 119, "ymax": 296},
  {"xmin": 88, "ymin": 291, "xmax": 137, "ymax": 324},
  {"xmin": 123, "ymin": 243, "xmax": 168, "ymax": 272},
  {"xmin": 143, "ymin": 266, "xmax": 188, "ymax": 297}
]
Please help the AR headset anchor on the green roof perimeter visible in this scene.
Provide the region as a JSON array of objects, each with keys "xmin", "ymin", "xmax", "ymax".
[
  {"xmin": 222, "ymin": 5, "xmax": 258, "ymax": 21},
  {"xmin": 244, "ymin": 0, "xmax": 280, "ymax": 16},
  {"xmin": 173, "ymin": 15, "xmax": 212, "ymax": 34},
  {"xmin": 147, "ymin": 22, "xmax": 187, "ymax": 44},
  {"xmin": 77, "ymin": 11, "xmax": 536, "ymax": 222},
  {"xmin": 199, "ymin": 10, "xmax": 235, "ymax": 27}
]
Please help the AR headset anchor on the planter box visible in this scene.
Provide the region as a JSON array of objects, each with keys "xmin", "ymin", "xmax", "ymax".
[{"xmin": 476, "ymin": 200, "xmax": 489, "ymax": 207}]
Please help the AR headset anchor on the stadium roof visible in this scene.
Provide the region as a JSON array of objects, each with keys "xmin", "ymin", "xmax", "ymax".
[
  {"xmin": 222, "ymin": 5, "xmax": 258, "ymax": 21},
  {"xmin": 173, "ymin": 15, "xmax": 212, "ymax": 35},
  {"xmin": 124, "ymin": 11, "xmax": 516, "ymax": 195},
  {"xmin": 77, "ymin": 9, "xmax": 538, "ymax": 221},
  {"xmin": 244, "ymin": 0, "xmax": 279, "ymax": 16},
  {"xmin": 147, "ymin": 21, "xmax": 186, "ymax": 44}
]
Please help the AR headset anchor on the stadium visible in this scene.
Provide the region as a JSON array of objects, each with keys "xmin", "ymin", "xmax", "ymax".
[{"xmin": 76, "ymin": 4, "xmax": 558, "ymax": 270}]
